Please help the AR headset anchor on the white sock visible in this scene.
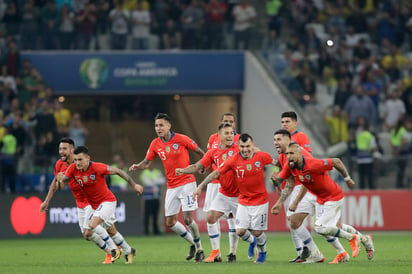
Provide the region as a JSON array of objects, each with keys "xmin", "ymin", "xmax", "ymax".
[
  {"xmin": 187, "ymin": 221, "xmax": 202, "ymax": 250},
  {"xmin": 240, "ymin": 230, "xmax": 255, "ymax": 243},
  {"xmin": 207, "ymin": 222, "xmax": 220, "ymax": 250},
  {"xmin": 342, "ymin": 224, "xmax": 366, "ymax": 243},
  {"xmin": 111, "ymin": 232, "xmax": 132, "ymax": 254},
  {"xmin": 94, "ymin": 225, "xmax": 117, "ymax": 250},
  {"xmin": 88, "ymin": 233, "xmax": 110, "ymax": 254},
  {"xmin": 256, "ymin": 233, "xmax": 267, "ymax": 253},
  {"xmin": 290, "ymin": 229, "xmax": 303, "ymax": 255},
  {"xmin": 326, "ymin": 236, "xmax": 346, "ymax": 254},
  {"xmin": 227, "ymin": 218, "xmax": 238, "ymax": 254},
  {"xmin": 293, "ymin": 225, "xmax": 318, "ymax": 252},
  {"xmin": 170, "ymin": 221, "xmax": 195, "ymax": 245}
]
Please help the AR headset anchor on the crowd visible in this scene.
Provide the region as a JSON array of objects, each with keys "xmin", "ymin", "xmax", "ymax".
[
  {"xmin": 1, "ymin": 0, "xmax": 412, "ymax": 192},
  {"xmin": 262, "ymin": 0, "xmax": 412, "ymax": 189}
]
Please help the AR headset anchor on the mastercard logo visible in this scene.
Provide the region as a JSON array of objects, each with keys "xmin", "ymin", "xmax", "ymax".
[{"xmin": 10, "ymin": 197, "xmax": 46, "ymax": 235}]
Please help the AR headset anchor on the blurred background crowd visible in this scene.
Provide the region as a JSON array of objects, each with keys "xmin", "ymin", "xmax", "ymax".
[{"xmin": 0, "ymin": 0, "xmax": 412, "ymax": 193}]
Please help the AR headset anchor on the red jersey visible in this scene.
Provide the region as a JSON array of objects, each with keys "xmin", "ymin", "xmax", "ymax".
[
  {"xmin": 55, "ymin": 159, "xmax": 89, "ymax": 209},
  {"xmin": 291, "ymin": 131, "xmax": 312, "ymax": 153},
  {"xmin": 218, "ymin": 151, "xmax": 274, "ymax": 206},
  {"xmin": 65, "ymin": 162, "xmax": 116, "ymax": 209},
  {"xmin": 146, "ymin": 132, "xmax": 198, "ymax": 189},
  {"xmin": 278, "ymin": 157, "xmax": 343, "ymax": 205},
  {"xmin": 279, "ymin": 148, "xmax": 312, "ymax": 189},
  {"xmin": 200, "ymin": 144, "xmax": 239, "ymax": 197}
]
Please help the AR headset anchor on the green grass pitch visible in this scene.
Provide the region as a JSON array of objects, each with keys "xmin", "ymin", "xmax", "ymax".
[{"xmin": 1, "ymin": 232, "xmax": 412, "ymax": 274}]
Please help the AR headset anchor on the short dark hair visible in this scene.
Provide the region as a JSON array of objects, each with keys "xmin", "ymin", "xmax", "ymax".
[
  {"xmin": 60, "ymin": 137, "xmax": 74, "ymax": 146},
  {"xmin": 155, "ymin": 113, "xmax": 171, "ymax": 123},
  {"xmin": 239, "ymin": 133, "xmax": 253, "ymax": 143},
  {"xmin": 218, "ymin": 123, "xmax": 233, "ymax": 131},
  {"xmin": 274, "ymin": 129, "xmax": 291, "ymax": 139},
  {"xmin": 220, "ymin": 112, "xmax": 235, "ymax": 121},
  {"xmin": 74, "ymin": 146, "xmax": 89, "ymax": 155},
  {"xmin": 281, "ymin": 111, "xmax": 298, "ymax": 121}
]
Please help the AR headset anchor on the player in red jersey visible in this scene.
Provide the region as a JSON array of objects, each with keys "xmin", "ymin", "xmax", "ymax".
[
  {"xmin": 176, "ymin": 123, "xmax": 240, "ymax": 263},
  {"xmin": 195, "ymin": 133, "xmax": 275, "ymax": 264},
  {"xmin": 272, "ymin": 143, "xmax": 362, "ymax": 263},
  {"xmin": 281, "ymin": 111, "xmax": 312, "ymax": 153},
  {"xmin": 129, "ymin": 113, "xmax": 206, "ymax": 262},
  {"xmin": 204, "ymin": 113, "xmax": 240, "ymax": 262},
  {"xmin": 61, "ymin": 146, "xmax": 143, "ymax": 264},
  {"xmin": 39, "ymin": 138, "xmax": 120, "ymax": 264}
]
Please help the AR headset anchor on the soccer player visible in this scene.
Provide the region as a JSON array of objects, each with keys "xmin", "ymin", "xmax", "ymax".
[
  {"xmin": 61, "ymin": 146, "xmax": 143, "ymax": 264},
  {"xmin": 204, "ymin": 113, "xmax": 240, "ymax": 262},
  {"xmin": 176, "ymin": 123, "xmax": 240, "ymax": 263},
  {"xmin": 271, "ymin": 130, "xmax": 324, "ymax": 263},
  {"xmin": 39, "ymin": 138, "xmax": 120, "ymax": 264},
  {"xmin": 272, "ymin": 143, "xmax": 362, "ymax": 263},
  {"xmin": 129, "ymin": 113, "xmax": 206, "ymax": 262},
  {"xmin": 194, "ymin": 133, "xmax": 275, "ymax": 264}
]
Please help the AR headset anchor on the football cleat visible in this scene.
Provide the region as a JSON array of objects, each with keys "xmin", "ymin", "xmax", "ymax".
[
  {"xmin": 289, "ymin": 255, "xmax": 302, "ymax": 263},
  {"xmin": 111, "ymin": 249, "xmax": 121, "ymax": 263},
  {"xmin": 194, "ymin": 250, "xmax": 205, "ymax": 263},
  {"xmin": 125, "ymin": 248, "xmax": 136, "ymax": 264},
  {"xmin": 349, "ymin": 234, "xmax": 361, "ymax": 257},
  {"xmin": 364, "ymin": 234, "xmax": 375, "ymax": 260},
  {"xmin": 300, "ymin": 246, "xmax": 311, "ymax": 261},
  {"xmin": 329, "ymin": 251, "xmax": 350, "ymax": 264},
  {"xmin": 204, "ymin": 249, "xmax": 222, "ymax": 263},
  {"xmin": 254, "ymin": 252, "xmax": 267, "ymax": 264},
  {"xmin": 247, "ymin": 236, "xmax": 257, "ymax": 259},
  {"xmin": 186, "ymin": 245, "xmax": 196, "ymax": 260},
  {"xmin": 102, "ymin": 254, "xmax": 112, "ymax": 264},
  {"xmin": 227, "ymin": 253, "xmax": 236, "ymax": 263}
]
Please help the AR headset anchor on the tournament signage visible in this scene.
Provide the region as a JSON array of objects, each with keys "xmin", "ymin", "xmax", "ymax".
[{"xmin": 22, "ymin": 52, "xmax": 244, "ymax": 94}]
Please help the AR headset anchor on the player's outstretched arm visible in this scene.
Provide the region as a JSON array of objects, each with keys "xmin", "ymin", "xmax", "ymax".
[
  {"xmin": 40, "ymin": 177, "xmax": 59, "ymax": 213},
  {"xmin": 129, "ymin": 158, "xmax": 152, "ymax": 171},
  {"xmin": 331, "ymin": 158, "xmax": 355, "ymax": 188},
  {"xmin": 110, "ymin": 166, "xmax": 143, "ymax": 195},
  {"xmin": 192, "ymin": 170, "xmax": 220, "ymax": 200},
  {"xmin": 194, "ymin": 146, "xmax": 205, "ymax": 158},
  {"xmin": 176, "ymin": 162, "xmax": 205, "ymax": 176}
]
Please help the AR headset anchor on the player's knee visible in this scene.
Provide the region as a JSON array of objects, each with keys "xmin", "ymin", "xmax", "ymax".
[
  {"xmin": 183, "ymin": 216, "xmax": 193, "ymax": 226},
  {"xmin": 236, "ymin": 229, "xmax": 246, "ymax": 237},
  {"xmin": 314, "ymin": 225, "xmax": 328, "ymax": 235},
  {"xmin": 206, "ymin": 214, "xmax": 218, "ymax": 224},
  {"xmin": 290, "ymin": 217, "xmax": 303, "ymax": 230}
]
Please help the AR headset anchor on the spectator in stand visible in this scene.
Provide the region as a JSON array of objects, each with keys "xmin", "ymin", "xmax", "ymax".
[
  {"xmin": 151, "ymin": 0, "xmax": 169, "ymax": 39},
  {"xmin": 352, "ymin": 39, "xmax": 371, "ymax": 68},
  {"xmin": 20, "ymin": 0, "xmax": 40, "ymax": 50},
  {"xmin": 266, "ymin": 0, "xmax": 282, "ymax": 36},
  {"xmin": 360, "ymin": 69, "xmax": 382, "ymax": 111},
  {"xmin": 162, "ymin": 19, "xmax": 182, "ymax": 50},
  {"xmin": 4, "ymin": 40, "xmax": 20, "ymax": 78},
  {"xmin": 323, "ymin": 105, "xmax": 348, "ymax": 145},
  {"xmin": 343, "ymin": 85, "xmax": 377, "ymax": 128},
  {"xmin": 375, "ymin": 10, "xmax": 395, "ymax": 46},
  {"xmin": 33, "ymin": 100, "xmax": 57, "ymax": 141},
  {"xmin": 53, "ymin": 100, "xmax": 71, "ymax": 135},
  {"xmin": 333, "ymin": 79, "xmax": 352, "ymax": 110},
  {"xmin": 344, "ymin": 25, "xmax": 361, "ymax": 57},
  {"xmin": 93, "ymin": 0, "xmax": 112, "ymax": 50},
  {"xmin": 402, "ymin": 82, "xmax": 412, "ymax": 118},
  {"xmin": 2, "ymin": 1, "xmax": 20, "ymax": 39},
  {"xmin": 0, "ymin": 65, "xmax": 17, "ymax": 96},
  {"xmin": 131, "ymin": 1, "xmax": 151, "ymax": 50},
  {"xmin": 68, "ymin": 112, "xmax": 88, "ymax": 147},
  {"xmin": 232, "ymin": 0, "xmax": 256, "ymax": 50},
  {"xmin": 301, "ymin": 26, "xmax": 321, "ymax": 55},
  {"xmin": 391, "ymin": 118, "xmax": 410, "ymax": 188},
  {"xmin": 0, "ymin": 126, "xmax": 17, "ymax": 193},
  {"xmin": 8, "ymin": 111, "xmax": 30, "ymax": 162},
  {"xmin": 109, "ymin": 154, "xmax": 130, "ymax": 191},
  {"xmin": 41, "ymin": 0, "xmax": 59, "ymax": 50},
  {"xmin": 109, "ymin": 2, "xmax": 130, "ymax": 50},
  {"xmin": 345, "ymin": 6, "xmax": 368, "ymax": 34},
  {"xmin": 181, "ymin": 0, "xmax": 205, "ymax": 49},
  {"xmin": 76, "ymin": 3, "xmax": 97, "ymax": 50},
  {"xmin": 383, "ymin": 87, "xmax": 406, "ymax": 132},
  {"xmin": 325, "ymin": 4, "xmax": 345, "ymax": 35},
  {"xmin": 58, "ymin": 4, "xmax": 76, "ymax": 50},
  {"xmin": 381, "ymin": 46, "xmax": 410, "ymax": 70},
  {"xmin": 0, "ymin": 29, "xmax": 7, "ymax": 61},
  {"xmin": 206, "ymin": 0, "xmax": 227, "ymax": 49}
]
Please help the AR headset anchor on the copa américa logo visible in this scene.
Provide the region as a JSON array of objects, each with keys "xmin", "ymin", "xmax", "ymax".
[
  {"xmin": 79, "ymin": 58, "xmax": 109, "ymax": 89},
  {"xmin": 10, "ymin": 197, "xmax": 46, "ymax": 235}
]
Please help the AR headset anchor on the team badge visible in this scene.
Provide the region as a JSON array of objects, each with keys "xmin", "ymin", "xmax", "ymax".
[
  {"xmin": 305, "ymin": 174, "xmax": 311, "ymax": 181},
  {"xmin": 172, "ymin": 143, "xmax": 179, "ymax": 150},
  {"xmin": 246, "ymin": 164, "xmax": 252, "ymax": 171},
  {"xmin": 228, "ymin": 150, "xmax": 233, "ymax": 156},
  {"xmin": 83, "ymin": 176, "xmax": 88, "ymax": 182},
  {"xmin": 299, "ymin": 175, "xmax": 304, "ymax": 182},
  {"xmin": 255, "ymin": 161, "xmax": 261, "ymax": 168},
  {"xmin": 90, "ymin": 174, "xmax": 96, "ymax": 180},
  {"xmin": 165, "ymin": 146, "xmax": 170, "ymax": 153},
  {"xmin": 222, "ymin": 154, "xmax": 227, "ymax": 160}
]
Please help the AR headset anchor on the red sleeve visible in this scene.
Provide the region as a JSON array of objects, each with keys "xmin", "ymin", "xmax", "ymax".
[
  {"xmin": 199, "ymin": 149, "xmax": 214, "ymax": 168},
  {"xmin": 181, "ymin": 134, "xmax": 198, "ymax": 151},
  {"xmin": 278, "ymin": 164, "xmax": 292, "ymax": 180},
  {"xmin": 54, "ymin": 160, "xmax": 60, "ymax": 176},
  {"xmin": 94, "ymin": 162, "xmax": 110, "ymax": 175},
  {"xmin": 260, "ymin": 151, "xmax": 274, "ymax": 165},
  {"xmin": 298, "ymin": 133, "xmax": 312, "ymax": 153},
  {"xmin": 206, "ymin": 134, "xmax": 214, "ymax": 150},
  {"xmin": 64, "ymin": 163, "xmax": 76, "ymax": 178},
  {"xmin": 309, "ymin": 158, "xmax": 333, "ymax": 173},
  {"xmin": 145, "ymin": 139, "xmax": 158, "ymax": 161}
]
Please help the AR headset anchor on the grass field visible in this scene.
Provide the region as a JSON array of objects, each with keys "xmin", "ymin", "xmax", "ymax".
[{"xmin": 1, "ymin": 232, "xmax": 412, "ymax": 274}]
